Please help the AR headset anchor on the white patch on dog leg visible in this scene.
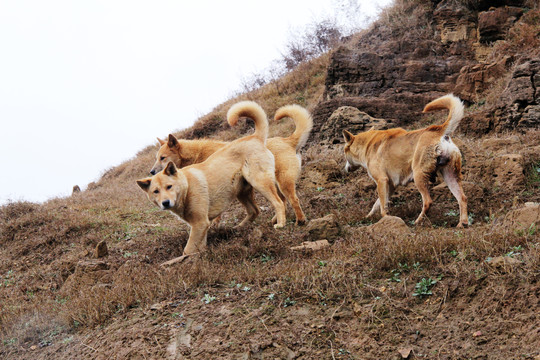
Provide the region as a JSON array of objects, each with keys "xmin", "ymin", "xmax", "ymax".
[
  {"xmin": 367, "ymin": 198, "xmax": 381, "ymax": 217},
  {"xmin": 345, "ymin": 161, "xmax": 352, "ymax": 173}
]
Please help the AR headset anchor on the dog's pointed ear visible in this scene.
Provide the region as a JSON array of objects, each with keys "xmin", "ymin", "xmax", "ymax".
[
  {"xmin": 167, "ymin": 134, "xmax": 179, "ymax": 148},
  {"xmin": 157, "ymin": 137, "xmax": 166, "ymax": 146},
  {"xmin": 342, "ymin": 130, "xmax": 354, "ymax": 143},
  {"xmin": 164, "ymin": 161, "xmax": 177, "ymax": 176},
  {"xmin": 137, "ymin": 178, "xmax": 151, "ymax": 191}
]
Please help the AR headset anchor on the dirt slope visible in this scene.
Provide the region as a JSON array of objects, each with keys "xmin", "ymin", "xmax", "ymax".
[{"xmin": 1, "ymin": 0, "xmax": 539, "ymax": 359}]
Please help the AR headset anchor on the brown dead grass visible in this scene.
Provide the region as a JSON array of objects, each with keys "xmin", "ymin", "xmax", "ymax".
[{"xmin": 1, "ymin": 1, "xmax": 540, "ymax": 358}]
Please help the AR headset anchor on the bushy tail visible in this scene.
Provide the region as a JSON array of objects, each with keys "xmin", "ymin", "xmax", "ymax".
[
  {"xmin": 227, "ymin": 101, "xmax": 269, "ymax": 143},
  {"xmin": 422, "ymin": 94, "xmax": 464, "ymax": 135},
  {"xmin": 274, "ymin": 104, "xmax": 313, "ymax": 151}
]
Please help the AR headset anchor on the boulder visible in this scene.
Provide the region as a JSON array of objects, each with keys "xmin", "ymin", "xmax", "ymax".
[
  {"xmin": 491, "ymin": 154, "xmax": 524, "ymax": 188},
  {"xmin": 320, "ymin": 106, "xmax": 388, "ymax": 144},
  {"xmin": 502, "ymin": 202, "xmax": 540, "ymax": 230},
  {"xmin": 366, "ymin": 216, "xmax": 412, "ymax": 237},
  {"xmin": 306, "ymin": 214, "xmax": 340, "ymax": 240},
  {"xmin": 478, "ymin": 7, "xmax": 523, "ymax": 43}
]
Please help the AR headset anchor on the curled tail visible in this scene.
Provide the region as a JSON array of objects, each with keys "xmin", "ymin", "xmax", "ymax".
[
  {"xmin": 422, "ymin": 94, "xmax": 464, "ymax": 135},
  {"xmin": 274, "ymin": 104, "xmax": 313, "ymax": 151},
  {"xmin": 227, "ymin": 101, "xmax": 269, "ymax": 143}
]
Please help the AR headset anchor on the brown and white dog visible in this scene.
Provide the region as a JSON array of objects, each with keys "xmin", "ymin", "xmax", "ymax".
[
  {"xmin": 150, "ymin": 104, "xmax": 313, "ymax": 225},
  {"xmin": 137, "ymin": 101, "xmax": 286, "ymax": 258},
  {"xmin": 343, "ymin": 94, "xmax": 468, "ymax": 227}
]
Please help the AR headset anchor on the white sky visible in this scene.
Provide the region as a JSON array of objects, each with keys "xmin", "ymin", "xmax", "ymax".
[{"xmin": 0, "ymin": 0, "xmax": 392, "ymax": 205}]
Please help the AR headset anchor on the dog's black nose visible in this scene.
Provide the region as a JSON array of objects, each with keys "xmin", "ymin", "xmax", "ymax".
[
  {"xmin": 150, "ymin": 169, "xmax": 156, "ymax": 175},
  {"xmin": 162, "ymin": 200, "xmax": 170, "ymax": 208}
]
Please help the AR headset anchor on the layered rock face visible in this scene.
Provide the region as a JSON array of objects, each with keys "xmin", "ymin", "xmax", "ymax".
[{"xmin": 313, "ymin": 0, "xmax": 538, "ymax": 139}]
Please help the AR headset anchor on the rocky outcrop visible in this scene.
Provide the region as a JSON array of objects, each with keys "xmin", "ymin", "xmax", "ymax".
[
  {"xmin": 502, "ymin": 202, "xmax": 540, "ymax": 230},
  {"xmin": 314, "ymin": 0, "xmax": 537, "ymax": 140},
  {"xmin": 320, "ymin": 106, "xmax": 389, "ymax": 144},
  {"xmin": 478, "ymin": 6, "xmax": 524, "ymax": 43}
]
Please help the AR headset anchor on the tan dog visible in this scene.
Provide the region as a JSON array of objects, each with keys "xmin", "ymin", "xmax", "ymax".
[
  {"xmin": 150, "ymin": 104, "xmax": 313, "ymax": 225},
  {"xmin": 137, "ymin": 101, "xmax": 286, "ymax": 257},
  {"xmin": 343, "ymin": 94, "xmax": 468, "ymax": 227}
]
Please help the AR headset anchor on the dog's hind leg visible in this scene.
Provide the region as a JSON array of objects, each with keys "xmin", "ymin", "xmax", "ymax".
[
  {"xmin": 236, "ymin": 186, "xmax": 260, "ymax": 228},
  {"xmin": 367, "ymin": 198, "xmax": 381, "ymax": 218},
  {"xmin": 441, "ymin": 160, "xmax": 468, "ymax": 228},
  {"xmin": 271, "ymin": 187, "xmax": 286, "ymax": 225},
  {"xmin": 245, "ymin": 174, "xmax": 286, "ymax": 228},
  {"xmin": 375, "ymin": 177, "xmax": 393, "ymax": 217},
  {"xmin": 277, "ymin": 175, "xmax": 306, "ymax": 225},
  {"xmin": 413, "ymin": 172, "xmax": 433, "ymax": 225}
]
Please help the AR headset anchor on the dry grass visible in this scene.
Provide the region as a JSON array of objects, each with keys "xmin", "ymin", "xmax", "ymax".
[{"xmin": 1, "ymin": 1, "xmax": 540, "ymax": 358}]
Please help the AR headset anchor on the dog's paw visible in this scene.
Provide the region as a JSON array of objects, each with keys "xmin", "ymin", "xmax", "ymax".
[
  {"xmin": 274, "ymin": 223, "xmax": 285, "ymax": 229},
  {"xmin": 414, "ymin": 216, "xmax": 432, "ymax": 228},
  {"xmin": 160, "ymin": 255, "xmax": 190, "ymax": 267},
  {"xmin": 296, "ymin": 219, "xmax": 306, "ymax": 226},
  {"xmin": 456, "ymin": 222, "xmax": 468, "ymax": 229}
]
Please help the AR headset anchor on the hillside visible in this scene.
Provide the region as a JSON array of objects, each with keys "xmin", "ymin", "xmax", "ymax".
[{"xmin": 1, "ymin": 0, "xmax": 539, "ymax": 359}]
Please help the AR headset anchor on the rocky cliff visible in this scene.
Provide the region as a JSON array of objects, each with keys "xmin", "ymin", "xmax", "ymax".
[{"xmin": 313, "ymin": 0, "xmax": 539, "ymax": 143}]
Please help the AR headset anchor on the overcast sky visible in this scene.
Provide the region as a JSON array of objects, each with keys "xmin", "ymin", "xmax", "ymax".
[{"xmin": 0, "ymin": 0, "xmax": 392, "ymax": 205}]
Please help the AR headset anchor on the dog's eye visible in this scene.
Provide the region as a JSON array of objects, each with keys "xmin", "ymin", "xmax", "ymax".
[
  {"xmin": 153, "ymin": 189, "xmax": 159, "ymax": 194},
  {"xmin": 160, "ymin": 156, "xmax": 165, "ymax": 161},
  {"xmin": 166, "ymin": 185, "xmax": 172, "ymax": 190}
]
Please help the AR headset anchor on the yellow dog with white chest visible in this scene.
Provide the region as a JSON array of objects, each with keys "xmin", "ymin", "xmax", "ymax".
[{"xmin": 137, "ymin": 101, "xmax": 286, "ymax": 259}]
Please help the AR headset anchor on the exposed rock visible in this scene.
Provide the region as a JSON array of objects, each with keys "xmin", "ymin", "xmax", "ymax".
[
  {"xmin": 502, "ymin": 202, "xmax": 540, "ymax": 230},
  {"xmin": 290, "ymin": 240, "xmax": 331, "ymax": 252},
  {"xmin": 493, "ymin": 58, "xmax": 540, "ymax": 131},
  {"xmin": 487, "ymin": 256, "xmax": 522, "ymax": 268},
  {"xmin": 478, "ymin": 7, "xmax": 523, "ymax": 43},
  {"xmin": 320, "ymin": 106, "xmax": 388, "ymax": 144},
  {"xmin": 434, "ymin": 0, "xmax": 476, "ymax": 44},
  {"xmin": 366, "ymin": 216, "xmax": 412, "ymax": 237},
  {"xmin": 94, "ymin": 240, "xmax": 108, "ymax": 258},
  {"xmin": 491, "ymin": 154, "xmax": 524, "ymax": 188},
  {"xmin": 306, "ymin": 214, "xmax": 340, "ymax": 240},
  {"xmin": 520, "ymin": 105, "xmax": 540, "ymax": 128},
  {"xmin": 72, "ymin": 185, "xmax": 81, "ymax": 194},
  {"xmin": 454, "ymin": 57, "xmax": 512, "ymax": 102},
  {"xmin": 481, "ymin": 136, "xmax": 521, "ymax": 153}
]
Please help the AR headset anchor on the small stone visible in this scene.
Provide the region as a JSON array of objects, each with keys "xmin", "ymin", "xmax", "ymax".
[
  {"xmin": 290, "ymin": 240, "xmax": 331, "ymax": 252},
  {"xmin": 94, "ymin": 240, "xmax": 108, "ymax": 258},
  {"xmin": 487, "ymin": 256, "xmax": 521, "ymax": 268},
  {"xmin": 398, "ymin": 346, "xmax": 412, "ymax": 358}
]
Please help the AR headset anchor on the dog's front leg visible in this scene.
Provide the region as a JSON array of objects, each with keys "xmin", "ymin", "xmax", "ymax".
[{"xmin": 183, "ymin": 220, "xmax": 210, "ymax": 255}]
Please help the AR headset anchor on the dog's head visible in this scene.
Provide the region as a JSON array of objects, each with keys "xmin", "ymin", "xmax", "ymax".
[
  {"xmin": 150, "ymin": 134, "xmax": 187, "ymax": 175},
  {"xmin": 138, "ymin": 162, "xmax": 185, "ymax": 210},
  {"xmin": 342, "ymin": 129, "xmax": 371, "ymax": 173}
]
